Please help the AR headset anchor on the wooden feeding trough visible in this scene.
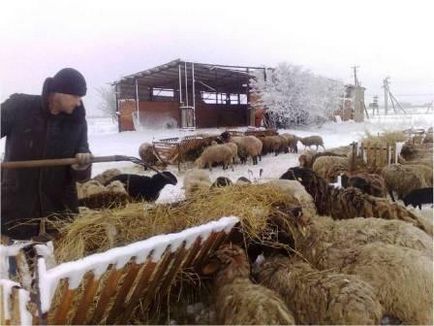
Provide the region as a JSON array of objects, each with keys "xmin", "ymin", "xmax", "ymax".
[
  {"xmin": 152, "ymin": 135, "xmax": 218, "ymax": 169},
  {"xmin": 1, "ymin": 217, "xmax": 239, "ymax": 325}
]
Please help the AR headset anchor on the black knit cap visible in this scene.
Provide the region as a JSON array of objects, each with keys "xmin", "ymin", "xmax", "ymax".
[{"xmin": 43, "ymin": 68, "xmax": 87, "ymax": 97}]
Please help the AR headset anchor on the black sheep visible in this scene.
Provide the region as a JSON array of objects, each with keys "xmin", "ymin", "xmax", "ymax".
[
  {"xmin": 105, "ymin": 171, "xmax": 177, "ymax": 202},
  {"xmin": 403, "ymin": 187, "xmax": 433, "ymax": 209},
  {"xmin": 211, "ymin": 176, "xmax": 233, "ymax": 188}
]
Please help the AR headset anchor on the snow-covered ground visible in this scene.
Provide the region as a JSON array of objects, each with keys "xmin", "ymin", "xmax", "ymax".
[{"xmin": 1, "ymin": 112, "xmax": 433, "ymax": 205}]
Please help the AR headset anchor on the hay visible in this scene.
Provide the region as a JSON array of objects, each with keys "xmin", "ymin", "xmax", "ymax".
[
  {"xmin": 362, "ymin": 130, "xmax": 407, "ymax": 146},
  {"xmin": 52, "ymin": 184, "xmax": 300, "ymax": 264}
]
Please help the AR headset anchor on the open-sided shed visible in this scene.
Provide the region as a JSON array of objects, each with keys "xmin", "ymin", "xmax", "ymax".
[{"xmin": 113, "ymin": 59, "xmax": 265, "ymax": 131}]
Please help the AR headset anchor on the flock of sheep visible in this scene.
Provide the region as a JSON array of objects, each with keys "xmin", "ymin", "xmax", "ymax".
[{"xmin": 74, "ymin": 127, "xmax": 433, "ymax": 325}]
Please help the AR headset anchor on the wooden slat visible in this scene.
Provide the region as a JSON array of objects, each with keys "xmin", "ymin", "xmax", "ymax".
[
  {"xmin": 89, "ymin": 265, "xmax": 123, "ymax": 323},
  {"xmin": 149, "ymin": 242, "xmax": 187, "ymax": 300},
  {"xmin": 10, "ymin": 287, "xmax": 20, "ymax": 325},
  {"xmin": 191, "ymin": 232, "xmax": 219, "ymax": 266},
  {"xmin": 71, "ymin": 272, "xmax": 99, "ymax": 324},
  {"xmin": 118, "ymin": 248, "xmax": 173, "ymax": 324},
  {"xmin": 0, "ymin": 285, "xmax": 6, "ymax": 325},
  {"xmin": 105, "ymin": 260, "xmax": 142, "ymax": 324},
  {"xmin": 52, "ymin": 281, "xmax": 75, "ymax": 325},
  {"xmin": 181, "ymin": 237, "xmax": 203, "ymax": 268},
  {"xmin": 196, "ymin": 231, "xmax": 228, "ymax": 267}
]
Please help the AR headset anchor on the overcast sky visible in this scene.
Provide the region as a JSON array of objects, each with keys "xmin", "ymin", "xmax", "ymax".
[{"xmin": 1, "ymin": 0, "xmax": 433, "ymax": 115}]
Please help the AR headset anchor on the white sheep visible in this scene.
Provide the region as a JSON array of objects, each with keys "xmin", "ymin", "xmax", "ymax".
[
  {"xmin": 382, "ymin": 164, "xmax": 428, "ymax": 200},
  {"xmin": 183, "ymin": 168, "xmax": 212, "ymax": 197},
  {"xmin": 202, "ymin": 244, "xmax": 296, "ymax": 325},
  {"xmin": 138, "ymin": 142, "xmax": 158, "ymax": 166},
  {"xmin": 194, "ymin": 144, "xmax": 234, "ymax": 171},
  {"xmin": 281, "ymin": 212, "xmax": 433, "ymax": 325},
  {"xmin": 256, "ymin": 254, "xmax": 383, "ymax": 325},
  {"xmin": 230, "ymin": 136, "xmax": 263, "ymax": 164},
  {"xmin": 92, "ymin": 168, "xmax": 121, "ymax": 185}
]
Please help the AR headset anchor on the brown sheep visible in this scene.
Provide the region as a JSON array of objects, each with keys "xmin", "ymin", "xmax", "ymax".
[
  {"xmin": 202, "ymin": 244, "xmax": 296, "ymax": 325},
  {"xmin": 299, "ymin": 135, "xmax": 325, "ymax": 150},
  {"xmin": 256, "ymin": 254, "xmax": 383, "ymax": 325},
  {"xmin": 341, "ymin": 173, "xmax": 387, "ymax": 197},
  {"xmin": 138, "ymin": 142, "xmax": 158, "ymax": 167},
  {"xmin": 298, "ymin": 150, "xmax": 347, "ymax": 168},
  {"xmin": 280, "ymin": 167, "xmax": 431, "ymax": 234},
  {"xmin": 280, "ymin": 133, "xmax": 299, "ymax": 153},
  {"xmin": 230, "ymin": 136, "xmax": 263, "ymax": 164}
]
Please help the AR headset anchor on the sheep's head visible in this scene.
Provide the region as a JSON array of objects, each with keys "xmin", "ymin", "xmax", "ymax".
[
  {"xmin": 220, "ymin": 131, "xmax": 231, "ymax": 142},
  {"xmin": 194, "ymin": 157, "xmax": 205, "ymax": 169},
  {"xmin": 201, "ymin": 243, "xmax": 250, "ymax": 283},
  {"xmin": 269, "ymin": 205, "xmax": 311, "ymax": 241},
  {"xmin": 152, "ymin": 171, "xmax": 178, "ymax": 186},
  {"xmin": 280, "ymin": 167, "xmax": 316, "ymax": 185},
  {"xmin": 211, "ymin": 176, "xmax": 233, "ymax": 188}
]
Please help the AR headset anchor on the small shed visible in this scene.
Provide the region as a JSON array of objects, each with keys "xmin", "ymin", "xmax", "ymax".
[{"xmin": 113, "ymin": 59, "xmax": 265, "ymax": 131}]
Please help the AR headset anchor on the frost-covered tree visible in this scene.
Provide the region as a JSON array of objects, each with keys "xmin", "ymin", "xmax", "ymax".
[
  {"xmin": 250, "ymin": 62, "xmax": 344, "ymax": 127},
  {"xmin": 96, "ymin": 85, "xmax": 117, "ymax": 120}
]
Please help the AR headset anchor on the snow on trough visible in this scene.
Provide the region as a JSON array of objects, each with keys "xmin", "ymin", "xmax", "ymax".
[{"xmin": 37, "ymin": 216, "xmax": 239, "ymax": 313}]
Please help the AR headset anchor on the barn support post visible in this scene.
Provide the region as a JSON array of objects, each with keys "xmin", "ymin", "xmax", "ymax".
[
  {"xmin": 178, "ymin": 64, "xmax": 183, "ymax": 104},
  {"xmin": 184, "ymin": 62, "xmax": 188, "ymax": 107},
  {"xmin": 134, "ymin": 79, "xmax": 140, "ymax": 126},
  {"xmin": 192, "ymin": 62, "xmax": 196, "ymax": 128},
  {"xmin": 114, "ymin": 83, "xmax": 121, "ymax": 132}
]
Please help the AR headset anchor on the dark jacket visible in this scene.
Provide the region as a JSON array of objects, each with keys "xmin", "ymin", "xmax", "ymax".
[{"xmin": 1, "ymin": 93, "xmax": 91, "ymax": 239}]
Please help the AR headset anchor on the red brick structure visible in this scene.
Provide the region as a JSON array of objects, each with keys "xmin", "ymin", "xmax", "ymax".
[{"xmin": 113, "ymin": 59, "xmax": 266, "ymax": 131}]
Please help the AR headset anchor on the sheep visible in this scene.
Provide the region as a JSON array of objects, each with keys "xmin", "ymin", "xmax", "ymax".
[
  {"xmin": 211, "ymin": 176, "xmax": 233, "ymax": 188},
  {"xmin": 138, "ymin": 142, "xmax": 158, "ymax": 167},
  {"xmin": 265, "ymin": 179, "xmax": 317, "ymax": 218},
  {"xmin": 312, "ymin": 156, "xmax": 349, "ymax": 182},
  {"xmin": 274, "ymin": 212, "xmax": 433, "ymax": 325},
  {"xmin": 299, "ymin": 135, "xmax": 325, "ymax": 150},
  {"xmin": 92, "ymin": 168, "xmax": 121, "ymax": 185},
  {"xmin": 104, "ymin": 171, "xmax": 177, "ymax": 201},
  {"xmin": 304, "ymin": 215, "xmax": 433, "ymax": 257},
  {"xmin": 404, "ymin": 164, "xmax": 433, "ymax": 186},
  {"xmin": 183, "ymin": 168, "xmax": 212, "ymax": 197},
  {"xmin": 298, "ymin": 149, "xmax": 348, "ymax": 169},
  {"xmin": 341, "ymin": 173, "xmax": 387, "ymax": 197},
  {"xmin": 266, "ymin": 135, "xmax": 285, "ymax": 155},
  {"xmin": 256, "ymin": 254, "xmax": 383, "ymax": 325},
  {"xmin": 382, "ymin": 164, "xmax": 428, "ymax": 201},
  {"xmin": 201, "ymin": 244, "xmax": 296, "ymax": 325},
  {"xmin": 76, "ymin": 180, "xmax": 105, "ymax": 199},
  {"xmin": 280, "ymin": 133, "xmax": 299, "ymax": 153},
  {"xmin": 280, "ymin": 167, "xmax": 431, "ymax": 234},
  {"xmin": 403, "ymin": 187, "xmax": 433, "ymax": 209},
  {"xmin": 230, "ymin": 136, "xmax": 263, "ymax": 164},
  {"xmin": 194, "ymin": 144, "xmax": 234, "ymax": 171},
  {"xmin": 423, "ymin": 132, "xmax": 433, "ymax": 143},
  {"xmin": 224, "ymin": 142, "xmax": 238, "ymax": 164},
  {"xmin": 236, "ymin": 176, "xmax": 251, "ymax": 184},
  {"xmin": 104, "ymin": 180, "xmax": 128, "ymax": 195}
]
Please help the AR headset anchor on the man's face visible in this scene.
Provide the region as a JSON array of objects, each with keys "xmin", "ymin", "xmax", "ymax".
[{"xmin": 53, "ymin": 93, "xmax": 82, "ymax": 114}]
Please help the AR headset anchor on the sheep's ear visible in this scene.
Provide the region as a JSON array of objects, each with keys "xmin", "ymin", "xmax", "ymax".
[{"xmin": 201, "ymin": 259, "xmax": 220, "ymax": 275}]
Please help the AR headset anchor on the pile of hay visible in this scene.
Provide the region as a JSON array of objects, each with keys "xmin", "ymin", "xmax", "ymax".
[
  {"xmin": 51, "ymin": 183, "xmax": 300, "ymax": 263},
  {"xmin": 362, "ymin": 130, "xmax": 407, "ymax": 147}
]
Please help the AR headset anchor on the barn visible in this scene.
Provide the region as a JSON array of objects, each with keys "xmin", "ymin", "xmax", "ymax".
[{"xmin": 113, "ymin": 59, "xmax": 266, "ymax": 131}]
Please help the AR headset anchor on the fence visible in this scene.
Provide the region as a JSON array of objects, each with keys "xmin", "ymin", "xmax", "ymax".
[{"xmin": 1, "ymin": 216, "xmax": 239, "ymax": 325}]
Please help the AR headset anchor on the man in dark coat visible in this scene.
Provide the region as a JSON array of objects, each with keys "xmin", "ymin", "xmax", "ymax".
[{"xmin": 1, "ymin": 68, "xmax": 92, "ymax": 240}]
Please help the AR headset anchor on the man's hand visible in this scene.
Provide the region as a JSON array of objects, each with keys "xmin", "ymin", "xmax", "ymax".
[{"xmin": 71, "ymin": 152, "xmax": 92, "ymax": 170}]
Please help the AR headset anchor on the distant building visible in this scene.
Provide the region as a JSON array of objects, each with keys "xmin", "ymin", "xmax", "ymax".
[{"xmin": 112, "ymin": 59, "xmax": 265, "ymax": 131}]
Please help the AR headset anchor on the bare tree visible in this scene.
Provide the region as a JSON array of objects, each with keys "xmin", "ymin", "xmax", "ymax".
[{"xmin": 96, "ymin": 85, "xmax": 117, "ymax": 120}]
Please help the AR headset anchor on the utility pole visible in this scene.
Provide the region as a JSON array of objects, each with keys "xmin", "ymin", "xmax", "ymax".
[
  {"xmin": 383, "ymin": 77, "xmax": 389, "ymax": 115},
  {"xmin": 351, "ymin": 65, "xmax": 360, "ymax": 86}
]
